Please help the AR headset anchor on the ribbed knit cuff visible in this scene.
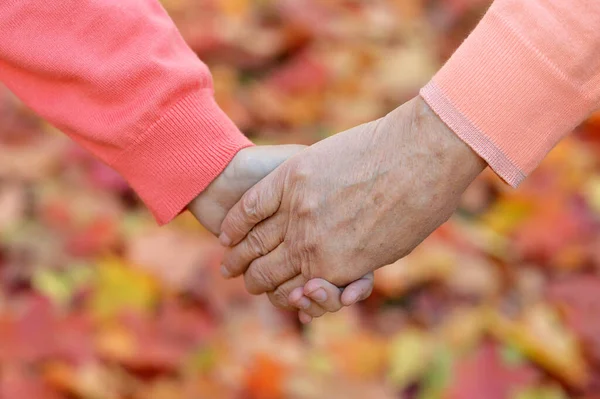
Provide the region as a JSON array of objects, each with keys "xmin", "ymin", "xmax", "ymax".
[
  {"xmin": 111, "ymin": 89, "xmax": 253, "ymax": 225},
  {"xmin": 420, "ymin": 6, "xmax": 594, "ymax": 187}
]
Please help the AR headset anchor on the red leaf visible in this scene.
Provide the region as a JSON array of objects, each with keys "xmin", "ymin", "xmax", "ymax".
[
  {"xmin": 65, "ymin": 218, "xmax": 118, "ymax": 257},
  {"xmin": 547, "ymin": 276, "xmax": 600, "ymax": 366},
  {"xmin": 513, "ymin": 198, "xmax": 593, "ymax": 264},
  {"xmin": 106, "ymin": 302, "xmax": 214, "ymax": 374},
  {"xmin": 266, "ymin": 53, "xmax": 329, "ymax": 95},
  {"xmin": 0, "ymin": 367, "xmax": 62, "ymax": 399},
  {"xmin": 446, "ymin": 343, "xmax": 538, "ymax": 399},
  {"xmin": 0, "ymin": 295, "xmax": 95, "ymax": 365},
  {"xmin": 0, "ymin": 295, "xmax": 57, "ymax": 363}
]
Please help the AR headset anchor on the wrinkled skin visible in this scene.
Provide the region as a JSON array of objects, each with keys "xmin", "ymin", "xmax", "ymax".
[
  {"xmin": 187, "ymin": 145, "xmax": 375, "ymax": 322},
  {"xmin": 219, "ymin": 96, "xmax": 486, "ymax": 312}
]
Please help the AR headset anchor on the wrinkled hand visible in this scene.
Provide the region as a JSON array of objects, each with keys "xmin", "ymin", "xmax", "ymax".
[
  {"xmin": 187, "ymin": 145, "xmax": 375, "ymax": 321},
  {"xmin": 219, "ymin": 97, "xmax": 486, "ymax": 310},
  {"xmin": 188, "ymin": 145, "xmax": 304, "ymax": 235}
]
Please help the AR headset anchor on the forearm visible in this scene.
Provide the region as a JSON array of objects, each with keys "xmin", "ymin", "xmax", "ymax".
[
  {"xmin": 0, "ymin": 0, "xmax": 252, "ymax": 224},
  {"xmin": 421, "ymin": 0, "xmax": 600, "ymax": 186}
]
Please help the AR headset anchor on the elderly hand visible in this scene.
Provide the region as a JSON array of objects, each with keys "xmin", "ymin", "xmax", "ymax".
[
  {"xmin": 188, "ymin": 145, "xmax": 304, "ymax": 235},
  {"xmin": 187, "ymin": 145, "xmax": 375, "ymax": 321},
  {"xmin": 218, "ymin": 97, "xmax": 486, "ymax": 311}
]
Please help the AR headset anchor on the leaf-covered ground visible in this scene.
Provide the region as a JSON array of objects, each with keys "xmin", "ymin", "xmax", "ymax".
[{"xmin": 1, "ymin": 1, "xmax": 600, "ymax": 398}]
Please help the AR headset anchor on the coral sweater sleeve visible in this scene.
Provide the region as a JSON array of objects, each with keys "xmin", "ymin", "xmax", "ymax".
[
  {"xmin": 421, "ymin": 0, "xmax": 600, "ymax": 186},
  {"xmin": 0, "ymin": 0, "xmax": 253, "ymax": 225}
]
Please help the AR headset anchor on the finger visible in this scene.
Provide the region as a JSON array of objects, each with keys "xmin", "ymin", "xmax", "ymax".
[
  {"xmin": 341, "ymin": 272, "xmax": 375, "ymax": 306},
  {"xmin": 298, "ymin": 311, "xmax": 313, "ymax": 324},
  {"xmin": 303, "ymin": 278, "xmax": 344, "ymax": 313},
  {"xmin": 294, "ymin": 274, "xmax": 375, "ymax": 319},
  {"xmin": 288, "ymin": 286, "xmax": 328, "ymax": 318},
  {"xmin": 267, "ymin": 274, "xmax": 307, "ymax": 311},
  {"xmin": 221, "ymin": 214, "xmax": 285, "ymax": 279},
  {"xmin": 189, "ymin": 145, "xmax": 305, "ymax": 236},
  {"xmin": 268, "ymin": 275, "xmax": 329, "ymax": 320},
  {"xmin": 297, "ymin": 299, "xmax": 327, "ymax": 319},
  {"xmin": 244, "ymin": 244, "xmax": 298, "ymax": 295},
  {"xmin": 219, "ymin": 166, "xmax": 286, "ymax": 247}
]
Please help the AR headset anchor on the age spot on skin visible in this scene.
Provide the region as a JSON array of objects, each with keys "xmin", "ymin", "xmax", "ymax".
[{"xmin": 372, "ymin": 191, "xmax": 384, "ymax": 207}]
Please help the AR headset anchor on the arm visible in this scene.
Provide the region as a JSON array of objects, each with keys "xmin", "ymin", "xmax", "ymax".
[
  {"xmin": 421, "ymin": 0, "xmax": 600, "ymax": 185},
  {"xmin": 0, "ymin": 0, "xmax": 253, "ymax": 225},
  {"xmin": 218, "ymin": 0, "xmax": 600, "ymax": 311},
  {"xmin": 0, "ymin": 1, "xmax": 376, "ymax": 319}
]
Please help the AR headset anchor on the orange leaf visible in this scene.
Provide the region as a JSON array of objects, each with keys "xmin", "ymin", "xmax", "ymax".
[{"xmin": 244, "ymin": 353, "xmax": 288, "ymax": 399}]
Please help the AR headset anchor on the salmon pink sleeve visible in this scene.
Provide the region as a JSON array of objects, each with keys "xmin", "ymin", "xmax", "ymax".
[
  {"xmin": 421, "ymin": 0, "xmax": 600, "ymax": 186},
  {"xmin": 0, "ymin": 0, "xmax": 253, "ymax": 224}
]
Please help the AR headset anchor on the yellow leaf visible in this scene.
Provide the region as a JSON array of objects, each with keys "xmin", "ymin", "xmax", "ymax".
[
  {"xmin": 33, "ymin": 263, "xmax": 93, "ymax": 307},
  {"xmin": 487, "ymin": 305, "xmax": 588, "ymax": 388},
  {"xmin": 90, "ymin": 257, "xmax": 160, "ymax": 319},
  {"xmin": 387, "ymin": 328, "xmax": 434, "ymax": 389},
  {"xmin": 513, "ymin": 385, "xmax": 568, "ymax": 399},
  {"xmin": 376, "ymin": 243, "xmax": 455, "ymax": 297},
  {"xmin": 437, "ymin": 307, "xmax": 487, "ymax": 353},
  {"xmin": 584, "ymin": 175, "xmax": 600, "ymax": 215},
  {"xmin": 215, "ymin": 0, "xmax": 249, "ymax": 19},
  {"xmin": 482, "ymin": 196, "xmax": 534, "ymax": 235},
  {"xmin": 326, "ymin": 330, "xmax": 387, "ymax": 379}
]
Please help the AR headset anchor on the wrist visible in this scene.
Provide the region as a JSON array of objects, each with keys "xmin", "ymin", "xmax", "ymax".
[{"xmin": 412, "ymin": 95, "xmax": 487, "ymax": 185}]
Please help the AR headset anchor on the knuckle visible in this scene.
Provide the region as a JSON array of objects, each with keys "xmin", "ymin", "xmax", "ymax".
[
  {"xmin": 295, "ymin": 197, "xmax": 320, "ymax": 218},
  {"xmin": 246, "ymin": 228, "xmax": 268, "ymax": 257},
  {"xmin": 296, "ymin": 237, "xmax": 319, "ymax": 259},
  {"xmin": 290, "ymin": 161, "xmax": 312, "ymax": 183},
  {"xmin": 284, "ymin": 240, "xmax": 314, "ymax": 272},
  {"xmin": 296, "ymin": 241, "xmax": 321, "ymax": 277},
  {"xmin": 241, "ymin": 191, "xmax": 259, "ymax": 219}
]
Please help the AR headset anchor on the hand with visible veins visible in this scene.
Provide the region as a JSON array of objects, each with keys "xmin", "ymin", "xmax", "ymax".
[
  {"xmin": 187, "ymin": 145, "xmax": 375, "ymax": 323},
  {"xmin": 218, "ymin": 97, "xmax": 486, "ymax": 318}
]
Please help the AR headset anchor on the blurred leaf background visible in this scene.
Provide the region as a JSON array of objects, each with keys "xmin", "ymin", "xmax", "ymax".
[{"xmin": 1, "ymin": 0, "xmax": 600, "ymax": 398}]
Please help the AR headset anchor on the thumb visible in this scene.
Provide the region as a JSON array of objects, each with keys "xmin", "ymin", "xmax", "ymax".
[
  {"xmin": 219, "ymin": 165, "xmax": 286, "ymax": 246},
  {"xmin": 341, "ymin": 272, "xmax": 375, "ymax": 306}
]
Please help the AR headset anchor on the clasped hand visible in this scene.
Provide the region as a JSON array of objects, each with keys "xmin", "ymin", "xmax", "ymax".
[{"xmin": 217, "ymin": 96, "xmax": 486, "ymax": 323}]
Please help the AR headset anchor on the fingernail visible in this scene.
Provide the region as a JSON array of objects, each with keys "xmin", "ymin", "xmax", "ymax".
[
  {"xmin": 309, "ymin": 288, "xmax": 327, "ymax": 303},
  {"xmin": 220, "ymin": 264, "xmax": 231, "ymax": 279},
  {"xmin": 219, "ymin": 232, "xmax": 232, "ymax": 247},
  {"xmin": 297, "ymin": 297, "xmax": 311, "ymax": 310},
  {"xmin": 344, "ymin": 289, "xmax": 359, "ymax": 305}
]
